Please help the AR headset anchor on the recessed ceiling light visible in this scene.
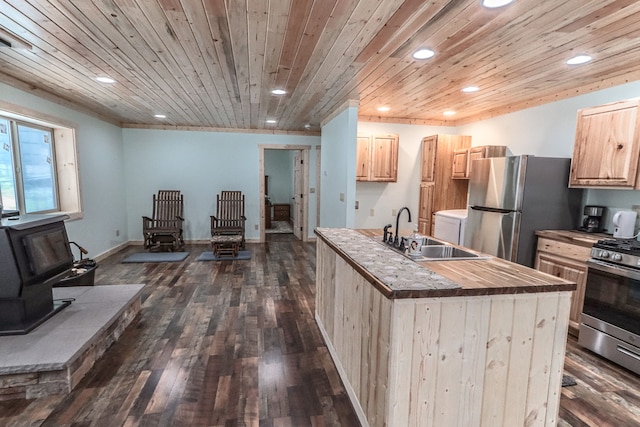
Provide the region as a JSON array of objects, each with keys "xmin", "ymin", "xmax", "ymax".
[
  {"xmin": 271, "ymin": 89, "xmax": 286, "ymax": 95},
  {"xmin": 266, "ymin": 119, "xmax": 277, "ymax": 124},
  {"xmin": 482, "ymin": 0, "xmax": 514, "ymax": 8},
  {"xmin": 154, "ymin": 114, "xmax": 166, "ymax": 119},
  {"xmin": 462, "ymin": 86, "xmax": 480, "ymax": 93},
  {"xmin": 377, "ymin": 106, "xmax": 390, "ymax": 112},
  {"xmin": 96, "ymin": 76, "xmax": 115, "ymax": 84},
  {"xmin": 412, "ymin": 48, "xmax": 435, "ymax": 60},
  {"xmin": 443, "ymin": 111, "xmax": 456, "ymax": 116},
  {"xmin": 566, "ymin": 54, "xmax": 592, "ymax": 65}
]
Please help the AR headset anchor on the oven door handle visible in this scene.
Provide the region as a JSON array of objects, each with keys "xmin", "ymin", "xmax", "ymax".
[
  {"xmin": 587, "ymin": 258, "xmax": 640, "ymax": 281},
  {"xmin": 618, "ymin": 345, "xmax": 640, "ymax": 362}
]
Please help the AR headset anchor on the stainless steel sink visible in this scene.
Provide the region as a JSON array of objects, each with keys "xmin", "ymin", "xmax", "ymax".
[
  {"xmin": 378, "ymin": 236, "xmax": 489, "ymax": 261},
  {"xmin": 408, "ymin": 245, "xmax": 490, "ymax": 261},
  {"xmin": 409, "ymin": 245, "xmax": 490, "ymax": 262},
  {"xmin": 421, "ymin": 237, "xmax": 445, "ymax": 246}
]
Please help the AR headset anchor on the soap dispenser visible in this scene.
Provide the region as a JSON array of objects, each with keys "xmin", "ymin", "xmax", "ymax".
[{"xmin": 407, "ymin": 225, "xmax": 422, "ymax": 257}]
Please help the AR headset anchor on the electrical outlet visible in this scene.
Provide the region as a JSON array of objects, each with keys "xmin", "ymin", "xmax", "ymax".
[
  {"xmin": 115, "ymin": 229, "xmax": 120, "ymax": 237},
  {"xmin": 392, "ymin": 209, "xmax": 397, "ymax": 217},
  {"xmin": 309, "ymin": 187, "xmax": 315, "ymax": 193},
  {"xmin": 370, "ymin": 208, "xmax": 375, "ymax": 216},
  {"xmin": 355, "ymin": 201, "xmax": 359, "ymax": 209},
  {"xmin": 255, "ymin": 224, "xmax": 259, "ymax": 230},
  {"xmin": 339, "ymin": 192, "xmax": 345, "ymax": 202}
]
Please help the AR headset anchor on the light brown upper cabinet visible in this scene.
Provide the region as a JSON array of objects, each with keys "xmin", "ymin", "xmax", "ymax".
[
  {"xmin": 356, "ymin": 134, "xmax": 399, "ymax": 182},
  {"xmin": 570, "ymin": 100, "xmax": 640, "ymax": 188},
  {"xmin": 421, "ymin": 136, "xmax": 437, "ymax": 182},
  {"xmin": 452, "ymin": 145, "xmax": 507, "ymax": 179}
]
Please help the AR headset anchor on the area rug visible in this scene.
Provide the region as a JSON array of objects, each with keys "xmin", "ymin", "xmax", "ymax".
[
  {"xmin": 197, "ymin": 250, "xmax": 251, "ymax": 261},
  {"xmin": 562, "ymin": 374, "xmax": 577, "ymax": 387},
  {"xmin": 122, "ymin": 252, "xmax": 189, "ymax": 263}
]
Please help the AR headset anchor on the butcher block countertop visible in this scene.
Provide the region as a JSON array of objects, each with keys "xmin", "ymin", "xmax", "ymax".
[
  {"xmin": 535, "ymin": 229, "xmax": 611, "ymax": 248},
  {"xmin": 315, "ymin": 227, "xmax": 576, "ymax": 299}
]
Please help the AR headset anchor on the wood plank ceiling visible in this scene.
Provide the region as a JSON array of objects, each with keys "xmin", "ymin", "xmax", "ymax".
[{"xmin": 1, "ymin": 0, "xmax": 640, "ymax": 132}]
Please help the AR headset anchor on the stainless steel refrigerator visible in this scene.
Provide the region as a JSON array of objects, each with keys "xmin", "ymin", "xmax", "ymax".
[{"xmin": 463, "ymin": 155, "xmax": 583, "ymax": 267}]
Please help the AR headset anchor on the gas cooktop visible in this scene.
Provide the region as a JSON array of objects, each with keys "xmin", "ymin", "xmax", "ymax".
[
  {"xmin": 594, "ymin": 238, "xmax": 640, "ymax": 254},
  {"xmin": 591, "ymin": 238, "xmax": 640, "ymax": 269}
]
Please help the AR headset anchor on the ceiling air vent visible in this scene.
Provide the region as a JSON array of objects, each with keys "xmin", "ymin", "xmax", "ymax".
[{"xmin": 0, "ymin": 27, "xmax": 32, "ymax": 50}]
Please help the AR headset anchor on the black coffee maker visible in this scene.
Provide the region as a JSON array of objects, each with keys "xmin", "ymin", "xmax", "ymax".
[{"xmin": 579, "ymin": 205, "xmax": 606, "ymax": 233}]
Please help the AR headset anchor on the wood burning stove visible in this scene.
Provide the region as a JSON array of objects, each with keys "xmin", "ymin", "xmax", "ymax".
[{"xmin": 0, "ymin": 214, "xmax": 73, "ymax": 335}]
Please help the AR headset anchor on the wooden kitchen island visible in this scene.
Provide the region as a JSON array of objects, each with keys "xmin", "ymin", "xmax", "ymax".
[{"xmin": 315, "ymin": 228, "xmax": 576, "ymax": 427}]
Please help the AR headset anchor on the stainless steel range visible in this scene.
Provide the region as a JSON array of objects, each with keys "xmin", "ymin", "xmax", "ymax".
[{"xmin": 580, "ymin": 238, "xmax": 640, "ymax": 374}]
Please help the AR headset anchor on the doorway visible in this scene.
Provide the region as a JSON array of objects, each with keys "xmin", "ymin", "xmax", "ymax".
[{"xmin": 259, "ymin": 145, "xmax": 309, "ymax": 242}]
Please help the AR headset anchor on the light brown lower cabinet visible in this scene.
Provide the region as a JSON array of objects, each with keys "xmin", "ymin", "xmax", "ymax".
[{"xmin": 535, "ymin": 237, "xmax": 590, "ymax": 336}]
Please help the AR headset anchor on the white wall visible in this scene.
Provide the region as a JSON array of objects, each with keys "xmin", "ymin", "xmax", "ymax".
[
  {"xmin": 320, "ymin": 106, "xmax": 358, "ymax": 228},
  {"xmin": 0, "ymin": 82, "xmax": 128, "ymax": 259},
  {"xmin": 355, "ymin": 122, "xmax": 457, "ymax": 230},
  {"xmin": 122, "ymin": 128, "xmax": 320, "ymax": 241}
]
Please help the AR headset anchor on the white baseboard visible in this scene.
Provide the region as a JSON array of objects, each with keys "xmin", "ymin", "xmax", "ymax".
[{"xmin": 95, "ymin": 236, "xmax": 313, "ymax": 261}]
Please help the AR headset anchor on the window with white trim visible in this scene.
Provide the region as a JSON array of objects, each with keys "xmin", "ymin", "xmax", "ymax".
[{"xmin": 0, "ymin": 112, "xmax": 81, "ymax": 218}]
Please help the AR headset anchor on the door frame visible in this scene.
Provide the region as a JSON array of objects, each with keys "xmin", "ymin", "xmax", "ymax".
[{"xmin": 259, "ymin": 145, "xmax": 310, "ymax": 242}]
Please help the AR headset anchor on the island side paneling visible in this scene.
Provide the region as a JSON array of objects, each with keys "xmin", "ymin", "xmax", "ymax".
[
  {"xmin": 315, "ymin": 238, "xmax": 572, "ymax": 427},
  {"xmin": 316, "ymin": 238, "xmax": 393, "ymax": 426}
]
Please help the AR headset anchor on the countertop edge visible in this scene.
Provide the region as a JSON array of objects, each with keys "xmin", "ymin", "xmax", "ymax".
[{"xmin": 535, "ymin": 229, "xmax": 610, "ymax": 248}]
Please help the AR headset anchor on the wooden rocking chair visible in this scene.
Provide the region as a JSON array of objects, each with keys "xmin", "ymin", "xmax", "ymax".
[
  {"xmin": 142, "ymin": 190, "xmax": 184, "ymax": 251},
  {"xmin": 210, "ymin": 191, "xmax": 246, "ymax": 252}
]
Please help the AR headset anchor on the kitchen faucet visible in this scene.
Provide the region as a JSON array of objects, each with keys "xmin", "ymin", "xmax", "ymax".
[{"xmin": 393, "ymin": 207, "xmax": 412, "ymax": 247}]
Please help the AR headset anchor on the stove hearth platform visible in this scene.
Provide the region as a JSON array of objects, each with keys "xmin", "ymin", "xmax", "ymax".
[{"xmin": 0, "ymin": 284, "xmax": 144, "ymax": 400}]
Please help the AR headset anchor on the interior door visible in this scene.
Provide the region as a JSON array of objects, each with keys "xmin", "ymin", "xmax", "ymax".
[{"xmin": 293, "ymin": 152, "xmax": 303, "ymax": 240}]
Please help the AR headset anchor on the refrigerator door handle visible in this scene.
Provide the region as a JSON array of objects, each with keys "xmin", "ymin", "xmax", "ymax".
[{"xmin": 469, "ymin": 206, "xmax": 515, "ymax": 214}]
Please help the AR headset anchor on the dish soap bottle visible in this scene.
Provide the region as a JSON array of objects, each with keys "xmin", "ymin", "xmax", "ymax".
[{"xmin": 406, "ymin": 225, "xmax": 422, "ymax": 257}]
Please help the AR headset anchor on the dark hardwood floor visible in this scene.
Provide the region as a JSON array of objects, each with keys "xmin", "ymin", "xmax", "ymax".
[{"xmin": 2, "ymin": 235, "xmax": 640, "ymax": 426}]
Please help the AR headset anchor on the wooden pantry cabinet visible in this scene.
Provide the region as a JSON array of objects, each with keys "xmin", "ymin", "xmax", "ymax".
[
  {"xmin": 452, "ymin": 145, "xmax": 507, "ymax": 179},
  {"xmin": 417, "ymin": 182, "xmax": 434, "ymax": 235},
  {"xmin": 356, "ymin": 133, "xmax": 399, "ymax": 182},
  {"xmin": 570, "ymin": 99, "xmax": 640, "ymax": 188},
  {"xmin": 417, "ymin": 134, "xmax": 471, "ymax": 235}
]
